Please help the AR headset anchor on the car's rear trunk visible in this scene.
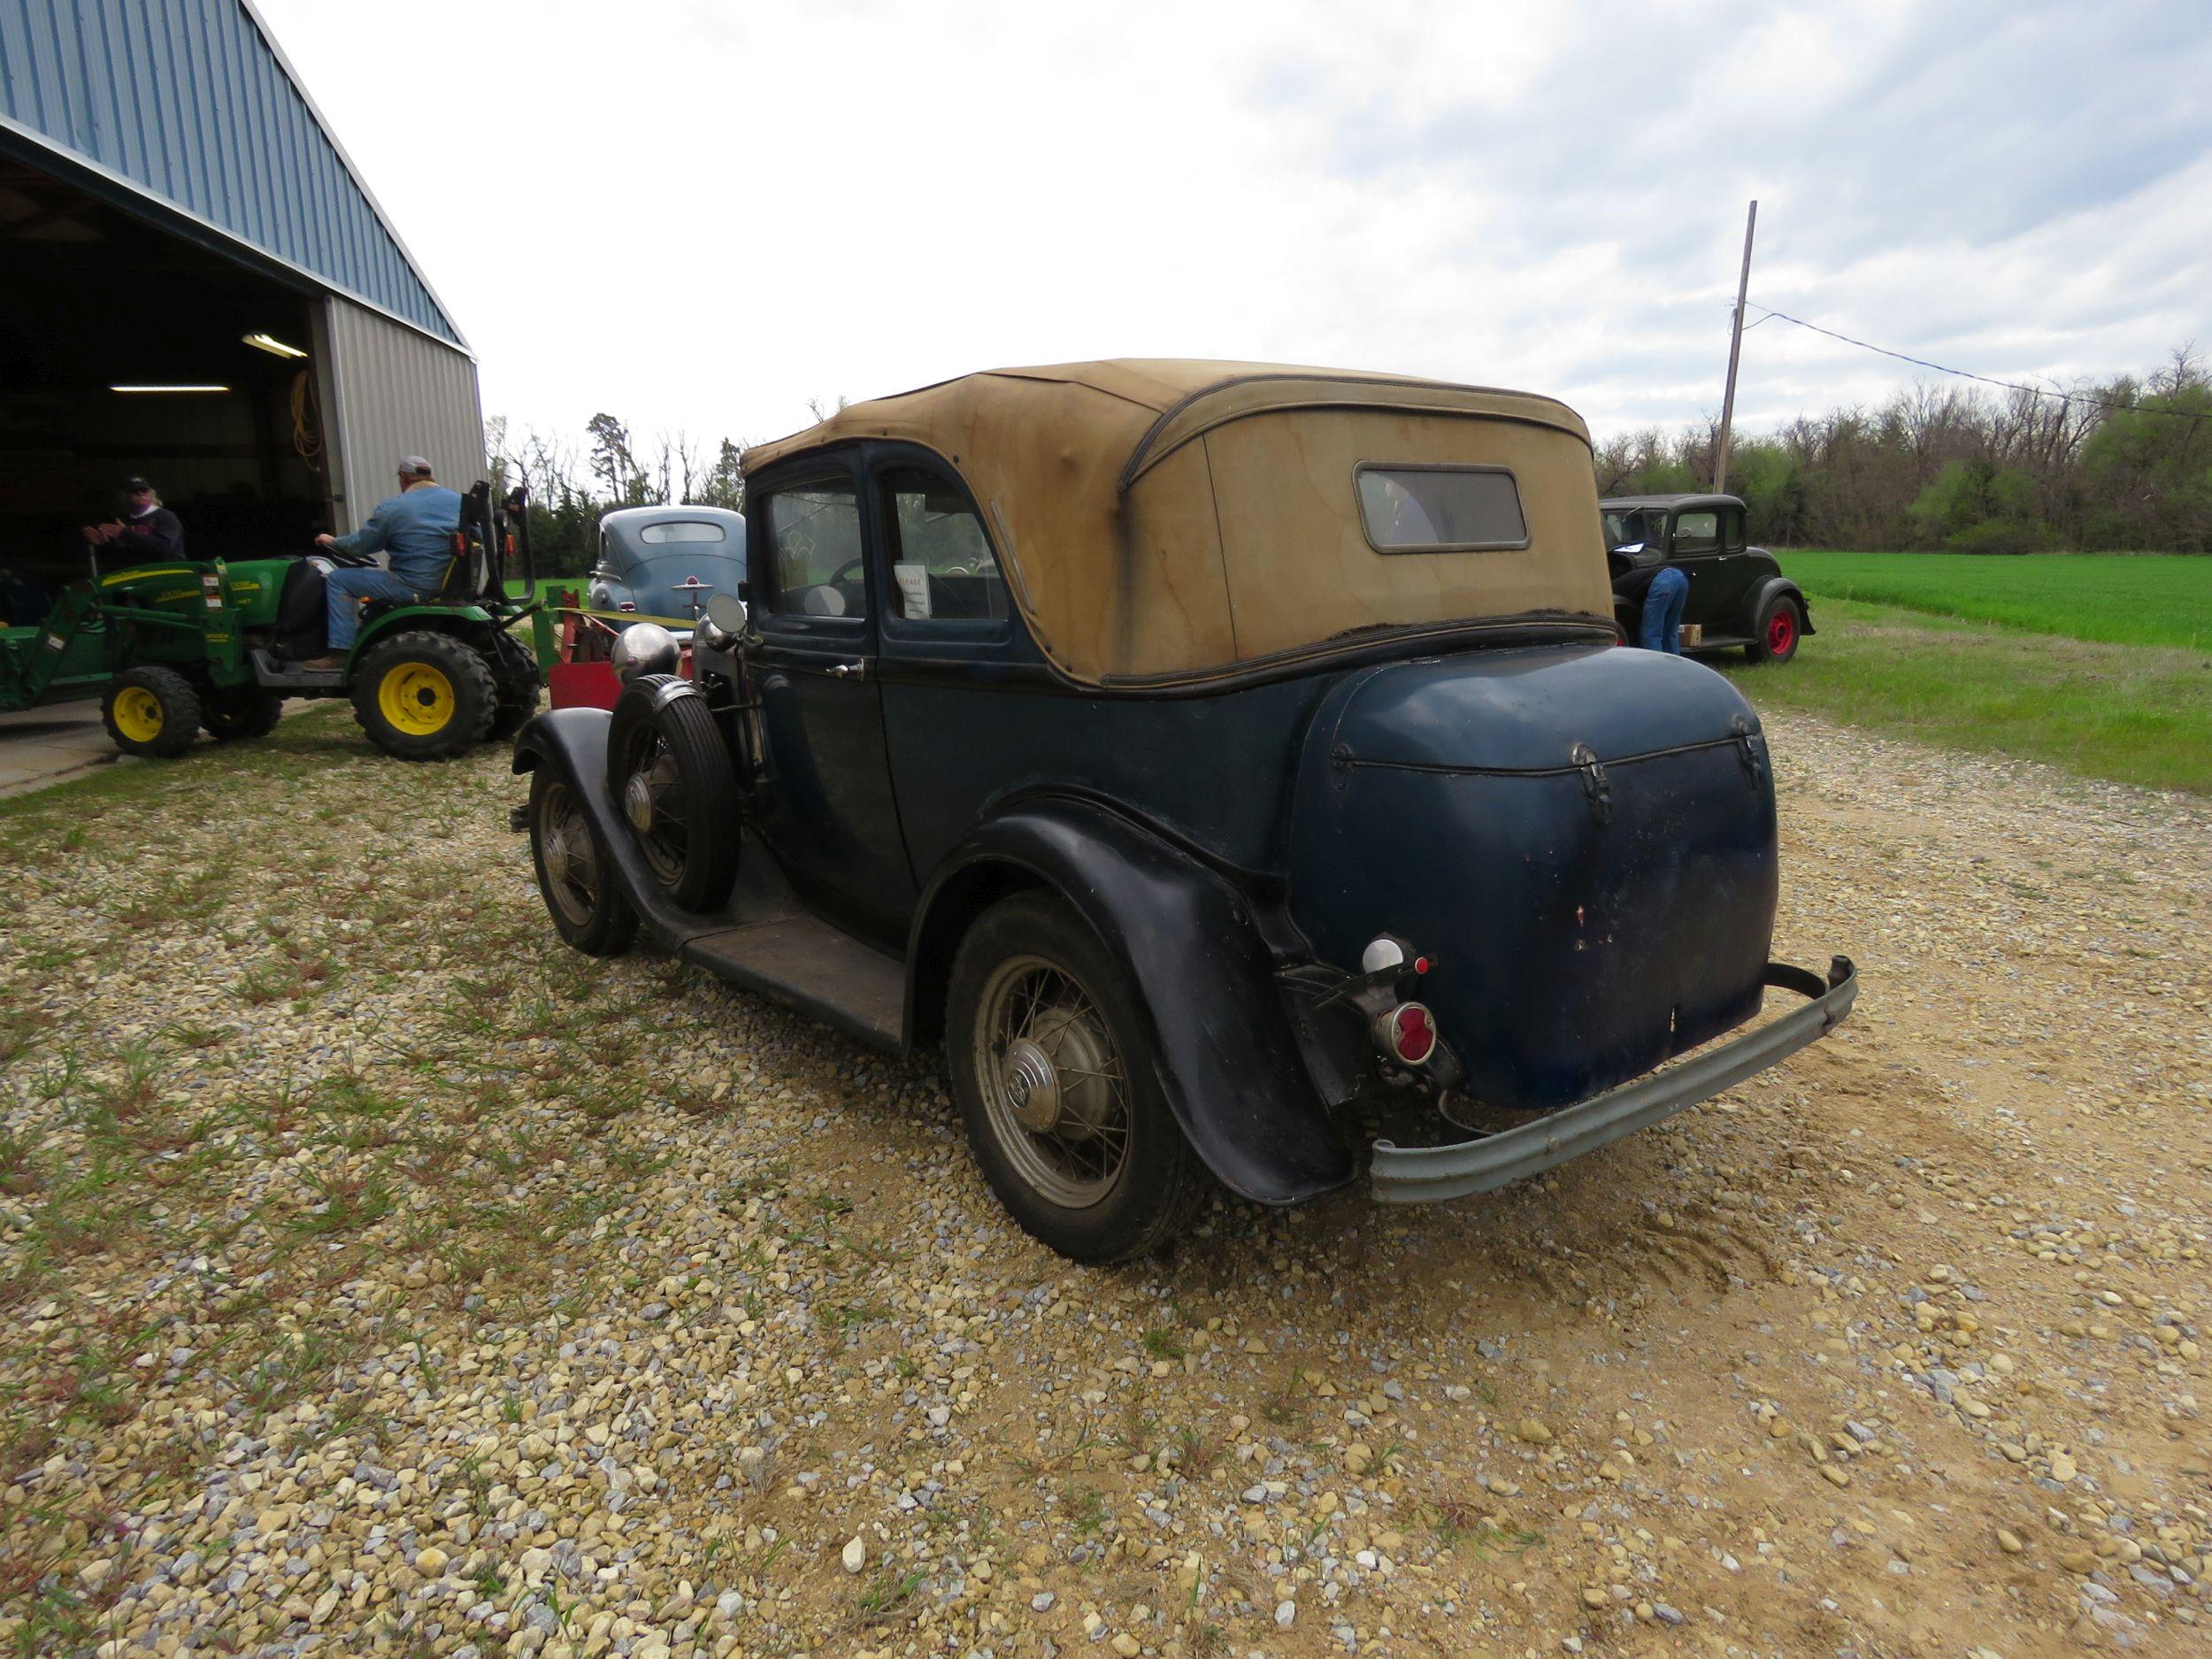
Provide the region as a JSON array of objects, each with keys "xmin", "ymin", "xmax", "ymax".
[{"xmin": 1287, "ymin": 642, "xmax": 1778, "ymax": 1112}]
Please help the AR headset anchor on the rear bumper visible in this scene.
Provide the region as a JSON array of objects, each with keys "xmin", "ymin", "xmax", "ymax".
[{"xmin": 1371, "ymin": 956, "xmax": 1856, "ymax": 1203}]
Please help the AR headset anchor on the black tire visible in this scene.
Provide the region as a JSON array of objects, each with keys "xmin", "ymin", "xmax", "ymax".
[
  {"xmin": 102, "ymin": 666, "xmax": 202, "ymax": 758},
  {"xmin": 350, "ymin": 630, "xmax": 498, "ymax": 761},
  {"xmin": 487, "ymin": 679, "xmax": 542, "ymax": 741},
  {"xmin": 203, "ymin": 689, "xmax": 284, "ymax": 741},
  {"xmin": 946, "ymin": 892, "xmax": 1210, "ymax": 1264},
  {"xmin": 606, "ymin": 676, "xmax": 740, "ymax": 912},
  {"xmin": 486, "ymin": 633, "xmax": 543, "ymax": 741},
  {"xmin": 1745, "ymin": 592, "xmax": 1804, "ymax": 665},
  {"xmin": 527, "ymin": 767, "xmax": 640, "ymax": 957},
  {"xmin": 1614, "ymin": 602, "xmax": 1639, "ymax": 646}
]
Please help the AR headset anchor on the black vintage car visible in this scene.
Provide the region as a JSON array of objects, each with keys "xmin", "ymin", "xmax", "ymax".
[
  {"xmin": 1603, "ymin": 492, "xmax": 1812, "ymax": 662},
  {"xmin": 514, "ymin": 362, "xmax": 1855, "ymax": 1263}
]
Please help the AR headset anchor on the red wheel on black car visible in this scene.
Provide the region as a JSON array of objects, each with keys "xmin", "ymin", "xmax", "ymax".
[
  {"xmin": 1747, "ymin": 594, "xmax": 1802, "ymax": 664},
  {"xmin": 947, "ymin": 893, "xmax": 1210, "ymax": 1264}
]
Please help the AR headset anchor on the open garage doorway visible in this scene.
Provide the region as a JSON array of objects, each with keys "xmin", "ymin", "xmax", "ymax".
[{"xmin": 0, "ymin": 154, "xmax": 333, "ymax": 613}]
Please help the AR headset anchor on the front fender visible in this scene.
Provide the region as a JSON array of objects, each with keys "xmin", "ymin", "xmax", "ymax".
[
  {"xmin": 511, "ymin": 706, "xmax": 727, "ymax": 952},
  {"xmin": 909, "ymin": 799, "xmax": 1354, "ymax": 1207}
]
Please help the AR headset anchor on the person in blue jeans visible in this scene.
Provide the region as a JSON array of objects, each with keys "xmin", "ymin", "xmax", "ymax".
[
  {"xmin": 297, "ymin": 456, "xmax": 461, "ymax": 668},
  {"xmin": 1639, "ymin": 565, "xmax": 1688, "ymax": 654}
]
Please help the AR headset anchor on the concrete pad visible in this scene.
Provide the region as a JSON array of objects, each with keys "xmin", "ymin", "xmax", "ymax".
[
  {"xmin": 0, "ymin": 700, "xmax": 126, "ymax": 798},
  {"xmin": 0, "ymin": 696, "xmax": 308, "ymax": 800}
]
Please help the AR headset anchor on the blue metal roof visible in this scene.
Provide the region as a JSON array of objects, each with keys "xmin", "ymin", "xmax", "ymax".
[{"xmin": 0, "ymin": 0, "xmax": 465, "ymax": 348}]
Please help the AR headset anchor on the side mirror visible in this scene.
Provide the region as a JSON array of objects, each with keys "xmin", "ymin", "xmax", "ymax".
[{"xmin": 699, "ymin": 590, "xmax": 749, "ymax": 651}]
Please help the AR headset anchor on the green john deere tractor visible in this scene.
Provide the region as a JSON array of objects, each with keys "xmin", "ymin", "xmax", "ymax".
[{"xmin": 0, "ymin": 482, "xmax": 544, "ymax": 763}]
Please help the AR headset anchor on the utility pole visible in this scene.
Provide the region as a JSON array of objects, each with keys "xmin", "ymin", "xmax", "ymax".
[{"xmin": 1714, "ymin": 199, "xmax": 1757, "ymax": 493}]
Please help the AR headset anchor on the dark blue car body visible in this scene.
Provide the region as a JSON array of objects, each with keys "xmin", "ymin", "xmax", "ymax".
[{"xmin": 518, "ymin": 362, "xmax": 1853, "ymax": 1233}]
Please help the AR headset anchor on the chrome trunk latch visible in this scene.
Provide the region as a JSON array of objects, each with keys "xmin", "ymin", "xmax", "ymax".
[
  {"xmin": 1731, "ymin": 715, "xmax": 1764, "ymax": 785},
  {"xmin": 1571, "ymin": 742, "xmax": 1612, "ymax": 825}
]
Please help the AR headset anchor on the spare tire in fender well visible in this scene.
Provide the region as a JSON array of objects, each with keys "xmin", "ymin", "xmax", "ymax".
[{"xmin": 907, "ymin": 797, "xmax": 1354, "ymax": 1207}]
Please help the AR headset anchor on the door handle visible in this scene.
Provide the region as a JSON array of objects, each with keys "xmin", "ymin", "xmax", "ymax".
[{"xmin": 828, "ymin": 660, "xmax": 867, "ymax": 680}]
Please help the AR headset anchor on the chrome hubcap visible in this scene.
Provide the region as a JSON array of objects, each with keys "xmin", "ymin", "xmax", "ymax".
[
  {"xmin": 1004, "ymin": 1038, "xmax": 1061, "ymax": 1132},
  {"xmin": 538, "ymin": 781, "xmax": 600, "ymax": 926},
  {"xmin": 625, "ymin": 769, "xmax": 657, "ymax": 833},
  {"xmin": 974, "ymin": 956, "xmax": 1131, "ymax": 1209}
]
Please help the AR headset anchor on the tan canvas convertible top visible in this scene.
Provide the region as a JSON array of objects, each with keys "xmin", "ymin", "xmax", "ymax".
[{"xmin": 743, "ymin": 359, "xmax": 1614, "ymax": 687}]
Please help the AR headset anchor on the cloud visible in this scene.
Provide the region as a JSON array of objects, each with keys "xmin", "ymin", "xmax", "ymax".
[{"xmin": 254, "ymin": 0, "xmax": 2212, "ymax": 448}]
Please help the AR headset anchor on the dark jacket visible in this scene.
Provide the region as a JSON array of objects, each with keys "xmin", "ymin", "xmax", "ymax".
[{"xmin": 109, "ymin": 505, "xmax": 185, "ymax": 560}]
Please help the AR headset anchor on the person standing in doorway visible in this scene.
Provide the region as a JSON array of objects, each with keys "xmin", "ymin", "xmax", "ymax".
[
  {"xmin": 1639, "ymin": 565, "xmax": 1688, "ymax": 654},
  {"xmin": 83, "ymin": 477, "xmax": 186, "ymax": 563},
  {"xmin": 296, "ymin": 456, "xmax": 460, "ymax": 670}
]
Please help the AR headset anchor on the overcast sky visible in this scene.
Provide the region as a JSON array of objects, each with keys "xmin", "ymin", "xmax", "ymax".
[{"xmin": 254, "ymin": 0, "xmax": 2211, "ymax": 456}]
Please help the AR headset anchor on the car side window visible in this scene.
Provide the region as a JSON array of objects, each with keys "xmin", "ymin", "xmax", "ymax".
[
  {"xmin": 879, "ymin": 465, "xmax": 1007, "ymax": 623},
  {"xmin": 1671, "ymin": 511, "xmax": 1720, "ymax": 555},
  {"xmin": 764, "ymin": 481, "xmax": 865, "ymax": 618},
  {"xmin": 1723, "ymin": 507, "xmax": 1747, "ymax": 551}
]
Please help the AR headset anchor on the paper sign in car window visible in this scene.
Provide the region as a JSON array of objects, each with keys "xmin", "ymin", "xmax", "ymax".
[{"xmin": 894, "ymin": 562, "xmax": 933, "ymax": 619}]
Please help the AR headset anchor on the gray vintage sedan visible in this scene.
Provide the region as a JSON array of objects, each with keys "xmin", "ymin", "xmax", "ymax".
[{"xmin": 587, "ymin": 505, "xmax": 747, "ymax": 623}]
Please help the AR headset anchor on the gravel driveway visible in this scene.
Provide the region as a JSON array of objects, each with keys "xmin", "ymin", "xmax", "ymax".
[{"xmin": 1, "ymin": 705, "xmax": 2206, "ymax": 1658}]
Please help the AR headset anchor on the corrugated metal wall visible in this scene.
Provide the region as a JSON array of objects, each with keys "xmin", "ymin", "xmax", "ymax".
[
  {"xmin": 317, "ymin": 298, "xmax": 484, "ymax": 533},
  {"xmin": 0, "ymin": 0, "xmax": 462, "ymax": 346}
]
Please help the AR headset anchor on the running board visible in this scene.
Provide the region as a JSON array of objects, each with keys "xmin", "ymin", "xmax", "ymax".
[
  {"xmin": 680, "ymin": 918, "xmax": 905, "ymax": 1053},
  {"xmin": 250, "ymin": 649, "xmax": 345, "ymax": 689}
]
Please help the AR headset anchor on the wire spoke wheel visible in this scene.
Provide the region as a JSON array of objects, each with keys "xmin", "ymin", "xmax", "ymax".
[
  {"xmin": 972, "ymin": 954, "xmax": 1133, "ymax": 1209},
  {"xmin": 537, "ymin": 780, "xmax": 602, "ymax": 927},
  {"xmin": 619, "ymin": 733, "xmax": 690, "ymax": 887}
]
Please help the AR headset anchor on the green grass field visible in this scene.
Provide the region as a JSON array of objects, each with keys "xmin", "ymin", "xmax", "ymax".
[
  {"xmin": 1778, "ymin": 549, "xmax": 2212, "ymax": 651},
  {"xmin": 1719, "ymin": 551, "xmax": 2211, "ymax": 795}
]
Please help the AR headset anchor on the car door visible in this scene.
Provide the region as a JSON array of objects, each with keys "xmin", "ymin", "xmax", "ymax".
[
  {"xmin": 1706, "ymin": 503, "xmax": 1760, "ymax": 629},
  {"xmin": 867, "ymin": 448, "xmax": 1020, "ymax": 875},
  {"xmin": 1666, "ymin": 507, "xmax": 1727, "ymax": 627},
  {"xmin": 747, "ymin": 459, "xmax": 916, "ymax": 939}
]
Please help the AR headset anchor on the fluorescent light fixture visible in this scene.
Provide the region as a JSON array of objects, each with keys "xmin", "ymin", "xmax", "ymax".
[
  {"xmin": 242, "ymin": 332, "xmax": 308, "ymax": 359},
  {"xmin": 111, "ymin": 384, "xmax": 230, "ymax": 394}
]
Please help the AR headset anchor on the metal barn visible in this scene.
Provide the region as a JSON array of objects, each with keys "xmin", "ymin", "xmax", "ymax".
[{"xmin": 0, "ymin": 0, "xmax": 482, "ymax": 591}]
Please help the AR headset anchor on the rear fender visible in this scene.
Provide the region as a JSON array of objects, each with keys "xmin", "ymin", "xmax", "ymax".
[
  {"xmin": 908, "ymin": 798, "xmax": 1353, "ymax": 1206},
  {"xmin": 1740, "ymin": 575, "xmax": 1814, "ymax": 637}
]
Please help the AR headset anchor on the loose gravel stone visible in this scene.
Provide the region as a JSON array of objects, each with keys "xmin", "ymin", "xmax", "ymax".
[{"xmin": 1, "ymin": 702, "xmax": 2207, "ymax": 1659}]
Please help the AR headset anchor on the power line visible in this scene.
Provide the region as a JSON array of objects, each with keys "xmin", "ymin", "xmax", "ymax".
[{"xmin": 1744, "ymin": 303, "xmax": 2201, "ymax": 420}]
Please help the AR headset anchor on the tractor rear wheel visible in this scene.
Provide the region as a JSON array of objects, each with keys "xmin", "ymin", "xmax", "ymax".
[
  {"xmin": 352, "ymin": 631, "xmax": 497, "ymax": 760},
  {"xmin": 204, "ymin": 689, "xmax": 284, "ymax": 741},
  {"xmin": 103, "ymin": 666, "xmax": 202, "ymax": 758}
]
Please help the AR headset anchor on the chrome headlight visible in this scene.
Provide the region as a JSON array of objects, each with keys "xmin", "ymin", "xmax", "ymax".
[{"xmin": 610, "ymin": 621, "xmax": 680, "ymax": 683}]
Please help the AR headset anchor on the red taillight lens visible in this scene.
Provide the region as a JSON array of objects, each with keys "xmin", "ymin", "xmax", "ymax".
[{"xmin": 1387, "ymin": 1002, "xmax": 1436, "ymax": 1065}]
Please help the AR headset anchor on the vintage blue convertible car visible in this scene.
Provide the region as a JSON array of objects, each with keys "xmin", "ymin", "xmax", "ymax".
[
  {"xmin": 586, "ymin": 504, "xmax": 747, "ymax": 622},
  {"xmin": 514, "ymin": 361, "xmax": 1855, "ymax": 1263}
]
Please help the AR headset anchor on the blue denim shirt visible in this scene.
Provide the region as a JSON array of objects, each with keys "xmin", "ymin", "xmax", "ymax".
[{"xmin": 327, "ymin": 484, "xmax": 462, "ymax": 592}]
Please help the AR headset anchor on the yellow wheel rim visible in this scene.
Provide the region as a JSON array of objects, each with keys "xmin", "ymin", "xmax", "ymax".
[
  {"xmin": 113, "ymin": 686, "xmax": 165, "ymax": 743},
  {"xmin": 378, "ymin": 661, "xmax": 456, "ymax": 736}
]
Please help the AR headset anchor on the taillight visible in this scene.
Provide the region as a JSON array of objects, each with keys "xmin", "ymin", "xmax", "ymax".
[{"xmin": 1377, "ymin": 1002, "xmax": 1437, "ymax": 1066}]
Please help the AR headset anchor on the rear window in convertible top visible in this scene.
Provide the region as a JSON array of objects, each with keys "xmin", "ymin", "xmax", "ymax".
[{"xmin": 1356, "ymin": 465, "xmax": 1529, "ymax": 552}]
